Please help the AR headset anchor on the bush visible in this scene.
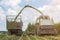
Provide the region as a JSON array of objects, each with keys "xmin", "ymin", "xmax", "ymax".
[{"xmin": 54, "ymin": 22, "xmax": 60, "ymax": 34}]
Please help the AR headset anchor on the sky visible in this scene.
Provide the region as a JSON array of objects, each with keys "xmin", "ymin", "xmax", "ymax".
[{"xmin": 0, "ymin": 0, "xmax": 60, "ymax": 31}]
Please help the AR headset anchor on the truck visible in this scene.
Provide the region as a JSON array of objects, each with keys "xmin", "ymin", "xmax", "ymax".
[{"xmin": 6, "ymin": 15, "xmax": 23, "ymax": 35}]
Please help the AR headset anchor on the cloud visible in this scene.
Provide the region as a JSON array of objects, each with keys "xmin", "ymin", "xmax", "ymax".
[
  {"xmin": 38, "ymin": 0, "xmax": 60, "ymax": 23},
  {"xmin": 0, "ymin": 13, "xmax": 6, "ymax": 31},
  {"xmin": 50, "ymin": 0, "xmax": 60, "ymax": 5},
  {"xmin": 8, "ymin": 0, "xmax": 21, "ymax": 6},
  {"xmin": 0, "ymin": 7, "xmax": 4, "ymax": 14},
  {"xmin": 7, "ymin": 8, "xmax": 18, "ymax": 15},
  {"xmin": 0, "ymin": 7, "xmax": 5, "ymax": 17},
  {"xmin": 0, "ymin": 0, "xmax": 21, "ymax": 7},
  {"xmin": 25, "ymin": 0, "xmax": 35, "ymax": 2},
  {"xmin": 0, "ymin": 0, "xmax": 22, "ymax": 15},
  {"xmin": 0, "ymin": 7, "xmax": 6, "ymax": 31},
  {"xmin": 0, "ymin": 7, "xmax": 5, "ymax": 21}
]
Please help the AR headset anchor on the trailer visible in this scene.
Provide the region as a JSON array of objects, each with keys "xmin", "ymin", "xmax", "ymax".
[{"xmin": 6, "ymin": 15, "xmax": 23, "ymax": 36}]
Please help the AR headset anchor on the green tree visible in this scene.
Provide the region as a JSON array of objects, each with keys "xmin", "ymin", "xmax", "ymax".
[
  {"xmin": 26, "ymin": 23, "xmax": 36, "ymax": 35},
  {"xmin": 54, "ymin": 22, "xmax": 60, "ymax": 34},
  {"xmin": 27, "ymin": 23, "xmax": 35, "ymax": 31}
]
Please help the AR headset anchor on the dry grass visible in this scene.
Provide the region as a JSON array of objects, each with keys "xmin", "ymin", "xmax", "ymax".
[{"xmin": 0, "ymin": 33, "xmax": 60, "ymax": 40}]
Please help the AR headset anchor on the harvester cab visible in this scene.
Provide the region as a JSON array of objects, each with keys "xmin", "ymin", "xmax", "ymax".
[{"xmin": 36, "ymin": 15, "xmax": 57, "ymax": 35}]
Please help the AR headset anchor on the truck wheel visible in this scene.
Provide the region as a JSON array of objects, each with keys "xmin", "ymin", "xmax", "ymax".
[
  {"xmin": 17, "ymin": 30, "xmax": 22, "ymax": 36},
  {"xmin": 8, "ymin": 31, "xmax": 11, "ymax": 35}
]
